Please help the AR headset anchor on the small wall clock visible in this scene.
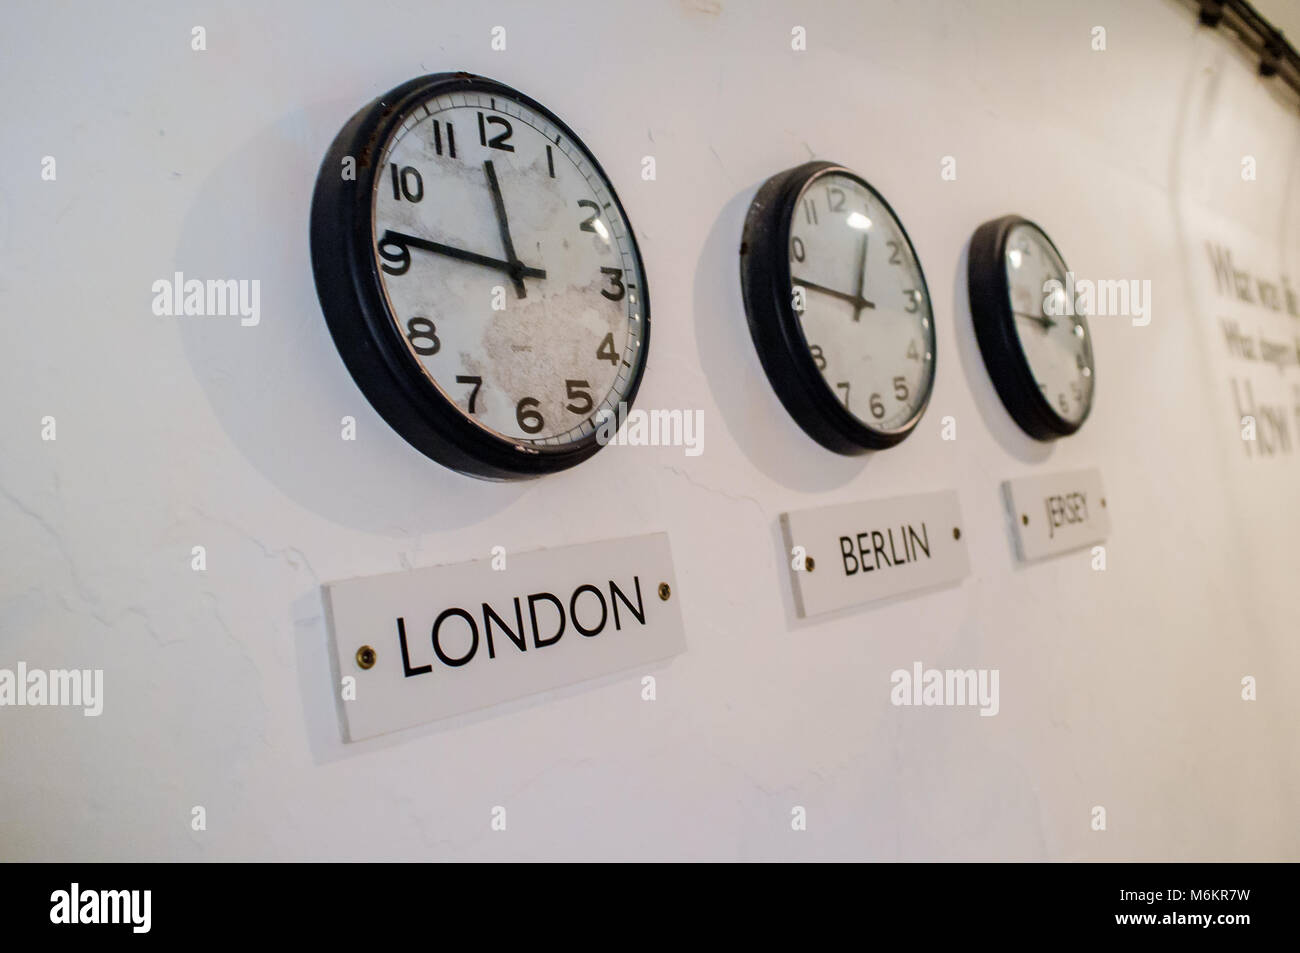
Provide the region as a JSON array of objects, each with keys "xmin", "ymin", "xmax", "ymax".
[
  {"xmin": 967, "ymin": 215, "xmax": 1094, "ymax": 440},
  {"xmin": 310, "ymin": 72, "xmax": 650, "ymax": 480},
  {"xmin": 739, "ymin": 161, "xmax": 936, "ymax": 454}
]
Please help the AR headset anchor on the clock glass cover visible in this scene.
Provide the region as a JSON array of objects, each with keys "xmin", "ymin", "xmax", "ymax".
[
  {"xmin": 740, "ymin": 161, "xmax": 935, "ymax": 453},
  {"xmin": 310, "ymin": 72, "xmax": 650, "ymax": 480},
  {"xmin": 968, "ymin": 215, "xmax": 1094, "ymax": 440}
]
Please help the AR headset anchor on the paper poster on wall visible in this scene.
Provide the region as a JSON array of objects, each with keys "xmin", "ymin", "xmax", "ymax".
[{"xmin": 1181, "ymin": 205, "xmax": 1300, "ymax": 468}]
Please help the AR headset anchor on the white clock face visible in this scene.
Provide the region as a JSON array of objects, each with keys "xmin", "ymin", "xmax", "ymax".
[
  {"xmin": 787, "ymin": 172, "xmax": 934, "ymax": 432},
  {"xmin": 371, "ymin": 88, "xmax": 646, "ymax": 446},
  {"xmin": 1004, "ymin": 223, "xmax": 1094, "ymax": 425}
]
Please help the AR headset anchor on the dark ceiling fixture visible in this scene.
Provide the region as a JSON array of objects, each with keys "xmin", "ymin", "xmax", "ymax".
[{"xmin": 1193, "ymin": 0, "xmax": 1300, "ymax": 101}]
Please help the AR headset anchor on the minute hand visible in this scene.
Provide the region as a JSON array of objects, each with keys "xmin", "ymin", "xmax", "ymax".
[
  {"xmin": 380, "ymin": 230, "xmax": 546, "ymax": 280},
  {"xmin": 792, "ymin": 277, "xmax": 875, "ymax": 311},
  {"xmin": 1013, "ymin": 309, "xmax": 1056, "ymax": 331},
  {"xmin": 484, "ymin": 159, "xmax": 527, "ymax": 299}
]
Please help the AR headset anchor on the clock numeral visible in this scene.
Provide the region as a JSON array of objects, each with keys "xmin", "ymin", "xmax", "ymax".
[
  {"xmin": 887, "ymin": 241, "xmax": 902, "ymax": 265},
  {"xmin": 431, "ymin": 119, "xmax": 456, "ymax": 158},
  {"xmin": 600, "ymin": 266, "xmax": 626, "ymax": 301},
  {"xmin": 405, "ymin": 317, "xmax": 440, "ymax": 355},
  {"xmin": 836, "ymin": 381, "xmax": 850, "ymax": 408},
  {"xmin": 546, "ymin": 144, "xmax": 556, "ymax": 178},
  {"xmin": 597, "ymin": 332, "xmax": 619, "ymax": 365},
  {"xmin": 825, "ymin": 186, "xmax": 846, "ymax": 212},
  {"xmin": 457, "ymin": 375, "xmax": 483, "ymax": 413},
  {"xmin": 906, "ymin": 340, "xmax": 920, "ymax": 362},
  {"xmin": 809, "ymin": 343, "xmax": 826, "ymax": 371},
  {"xmin": 1070, "ymin": 381, "xmax": 1082, "ymax": 402},
  {"xmin": 577, "ymin": 199, "xmax": 601, "ymax": 233},
  {"xmin": 803, "ymin": 197, "xmax": 818, "ymax": 225},
  {"xmin": 389, "ymin": 163, "xmax": 424, "ymax": 203},
  {"xmin": 378, "ymin": 236, "xmax": 411, "ymax": 275},
  {"xmin": 893, "ymin": 376, "xmax": 909, "ymax": 402},
  {"xmin": 564, "ymin": 380, "xmax": 594, "ymax": 415},
  {"xmin": 791, "ymin": 236, "xmax": 806, "ymax": 262},
  {"xmin": 869, "ymin": 392, "xmax": 885, "ymax": 419},
  {"xmin": 477, "ymin": 112, "xmax": 515, "ymax": 152},
  {"xmin": 903, "ymin": 289, "xmax": 920, "ymax": 313},
  {"xmin": 1058, "ymin": 394, "xmax": 1070, "ymax": 415},
  {"xmin": 516, "ymin": 397, "xmax": 544, "ymax": 435}
]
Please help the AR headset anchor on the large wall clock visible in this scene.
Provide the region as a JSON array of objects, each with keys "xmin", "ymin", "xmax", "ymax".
[
  {"xmin": 739, "ymin": 161, "xmax": 936, "ymax": 454},
  {"xmin": 967, "ymin": 215, "xmax": 1094, "ymax": 440},
  {"xmin": 310, "ymin": 72, "xmax": 650, "ymax": 480}
]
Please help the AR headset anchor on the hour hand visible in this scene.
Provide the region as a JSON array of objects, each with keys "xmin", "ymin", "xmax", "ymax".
[{"xmin": 379, "ymin": 230, "xmax": 545, "ymax": 281}]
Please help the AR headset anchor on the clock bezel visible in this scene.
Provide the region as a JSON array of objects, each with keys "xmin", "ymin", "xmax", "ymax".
[
  {"xmin": 739, "ymin": 160, "xmax": 936, "ymax": 454},
  {"xmin": 967, "ymin": 214, "xmax": 1093, "ymax": 441},
  {"xmin": 309, "ymin": 71, "xmax": 651, "ymax": 480}
]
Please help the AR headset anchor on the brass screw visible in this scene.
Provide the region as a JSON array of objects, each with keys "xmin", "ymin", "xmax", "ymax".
[
  {"xmin": 952, "ymin": 527, "xmax": 961, "ymax": 540},
  {"xmin": 805, "ymin": 555, "xmax": 816, "ymax": 572},
  {"xmin": 356, "ymin": 645, "xmax": 376, "ymax": 670},
  {"xmin": 1101, "ymin": 498, "xmax": 1107, "ymax": 508},
  {"xmin": 658, "ymin": 582, "xmax": 671, "ymax": 601},
  {"xmin": 1021, "ymin": 514, "xmax": 1029, "ymax": 526}
]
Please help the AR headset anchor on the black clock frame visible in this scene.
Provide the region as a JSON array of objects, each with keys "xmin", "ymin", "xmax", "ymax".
[
  {"xmin": 967, "ymin": 214, "xmax": 1091, "ymax": 441},
  {"xmin": 310, "ymin": 72, "xmax": 651, "ymax": 480},
  {"xmin": 739, "ymin": 161, "xmax": 935, "ymax": 454}
]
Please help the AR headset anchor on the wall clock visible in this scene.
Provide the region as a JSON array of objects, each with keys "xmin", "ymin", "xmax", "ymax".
[
  {"xmin": 310, "ymin": 72, "xmax": 650, "ymax": 480},
  {"xmin": 739, "ymin": 161, "xmax": 935, "ymax": 454},
  {"xmin": 967, "ymin": 215, "xmax": 1094, "ymax": 440}
]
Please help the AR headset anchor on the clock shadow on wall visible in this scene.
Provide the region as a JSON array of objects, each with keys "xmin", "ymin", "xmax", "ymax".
[
  {"xmin": 693, "ymin": 183, "xmax": 867, "ymax": 492},
  {"xmin": 172, "ymin": 108, "xmax": 524, "ymax": 533}
]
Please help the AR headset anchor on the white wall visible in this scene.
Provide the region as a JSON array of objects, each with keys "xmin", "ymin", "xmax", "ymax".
[{"xmin": 2, "ymin": 0, "xmax": 1298, "ymax": 860}]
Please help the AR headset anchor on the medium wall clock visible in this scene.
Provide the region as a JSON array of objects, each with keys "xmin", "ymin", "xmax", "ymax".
[
  {"xmin": 310, "ymin": 72, "xmax": 650, "ymax": 480},
  {"xmin": 739, "ymin": 161, "xmax": 936, "ymax": 454},
  {"xmin": 967, "ymin": 215, "xmax": 1094, "ymax": 440}
]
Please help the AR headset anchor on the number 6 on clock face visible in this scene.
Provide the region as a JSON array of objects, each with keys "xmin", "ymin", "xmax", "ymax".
[{"xmin": 310, "ymin": 72, "xmax": 650, "ymax": 480}]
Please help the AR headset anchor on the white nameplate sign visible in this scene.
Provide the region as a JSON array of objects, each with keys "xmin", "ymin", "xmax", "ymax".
[
  {"xmin": 780, "ymin": 490, "xmax": 969, "ymax": 618},
  {"xmin": 1003, "ymin": 468, "xmax": 1110, "ymax": 561},
  {"xmin": 324, "ymin": 532, "xmax": 685, "ymax": 741}
]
